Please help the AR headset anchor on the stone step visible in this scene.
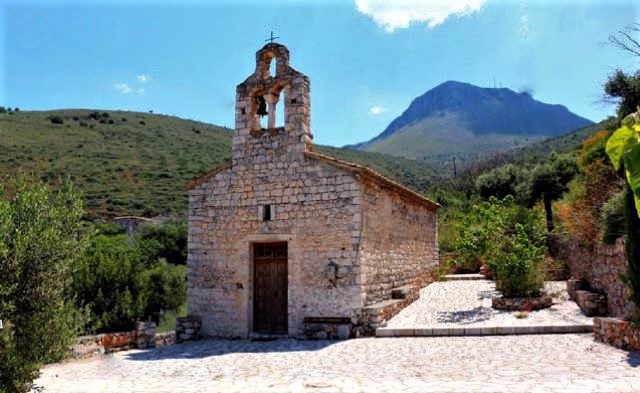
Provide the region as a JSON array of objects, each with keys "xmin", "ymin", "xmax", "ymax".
[
  {"xmin": 391, "ymin": 284, "xmax": 418, "ymax": 300},
  {"xmin": 443, "ymin": 274, "xmax": 487, "ymax": 281},
  {"xmin": 376, "ymin": 324, "xmax": 593, "ymax": 337}
]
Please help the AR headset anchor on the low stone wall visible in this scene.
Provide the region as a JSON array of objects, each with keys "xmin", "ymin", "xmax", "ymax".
[
  {"xmin": 71, "ymin": 321, "xmax": 158, "ymax": 359},
  {"xmin": 304, "ymin": 317, "xmax": 351, "ymax": 339},
  {"xmin": 594, "ymin": 317, "xmax": 640, "ymax": 352},
  {"xmin": 357, "ymin": 285, "xmax": 420, "ymax": 335},
  {"xmin": 155, "ymin": 331, "xmax": 176, "ymax": 347},
  {"xmin": 491, "ymin": 296, "xmax": 553, "ymax": 311},
  {"xmin": 176, "ymin": 316, "xmax": 202, "ymax": 342},
  {"xmin": 554, "ymin": 236, "xmax": 637, "ymax": 320},
  {"xmin": 567, "ymin": 279, "xmax": 607, "ymax": 316}
]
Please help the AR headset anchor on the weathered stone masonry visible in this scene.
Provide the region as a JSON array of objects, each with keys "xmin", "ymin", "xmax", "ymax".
[{"xmin": 186, "ymin": 43, "xmax": 439, "ymax": 338}]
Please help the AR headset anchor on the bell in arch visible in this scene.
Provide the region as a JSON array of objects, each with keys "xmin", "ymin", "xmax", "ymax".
[{"xmin": 257, "ymin": 95, "xmax": 268, "ymax": 117}]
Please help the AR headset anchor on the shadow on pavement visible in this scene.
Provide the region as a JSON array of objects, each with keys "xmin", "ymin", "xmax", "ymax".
[
  {"xmin": 436, "ymin": 306, "xmax": 493, "ymax": 324},
  {"xmin": 124, "ymin": 338, "xmax": 341, "ymax": 361},
  {"xmin": 628, "ymin": 351, "xmax": 640, "ymax": 367}
]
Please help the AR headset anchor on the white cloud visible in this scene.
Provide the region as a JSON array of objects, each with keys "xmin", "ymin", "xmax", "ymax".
[
  {"xmin": 137, "ymin": 74, "xmax": 150, "ymax": 83},
  {"xmin": 114, "ymin": 83, "xmax": 132, "ymax": 94},
  {"xmin": 518, "ymin": 14, "xmax": 530, "ymax": 39},
  {"xmin": 369, "ymin": 105, "xmax": 387, "ymax": 115},
  {"xmin": 355, "ymin": 0, "xmax": 486, "ymax": 32},
  {"xmin": 138, "ymin": 87, "xmax": 146, "ymax": 95}
]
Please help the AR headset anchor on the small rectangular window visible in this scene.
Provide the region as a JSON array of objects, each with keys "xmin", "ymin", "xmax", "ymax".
[{"xmin": 263, "ymin": 205, "xmax": 271, "ymax": 221}]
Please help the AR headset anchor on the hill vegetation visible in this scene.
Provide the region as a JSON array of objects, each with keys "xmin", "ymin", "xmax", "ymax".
[{"xmin": 0, "ymin": 109, "xmax": 441, "ymax": 217}]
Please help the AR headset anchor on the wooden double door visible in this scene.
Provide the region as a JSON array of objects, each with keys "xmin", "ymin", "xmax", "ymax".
[{"xmin": 253, "ymin": 242, "xmax": 288, "ymax": 334}]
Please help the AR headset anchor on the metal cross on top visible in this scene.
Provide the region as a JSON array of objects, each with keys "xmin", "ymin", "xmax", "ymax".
[{"xmin": 265, "ymin": 31, "xmax": 280, "ymax": 44}]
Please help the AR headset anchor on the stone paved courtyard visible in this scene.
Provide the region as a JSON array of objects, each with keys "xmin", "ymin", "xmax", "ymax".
[
  {"xmin": 386, "ymin": 280, "xmax": 592, "ymax": 328},
  {"xmin": 36, "ymin": 334, "xmax": 640, "ymax": 392},
  {"xmin": 36, "ymin": 279, "xmax": 640, "ymax": 392}
]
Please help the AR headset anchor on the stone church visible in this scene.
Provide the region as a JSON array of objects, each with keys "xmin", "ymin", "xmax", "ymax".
[{"xmin": 186, "ymin": 43, "xmax": 439, "ymax": 339}]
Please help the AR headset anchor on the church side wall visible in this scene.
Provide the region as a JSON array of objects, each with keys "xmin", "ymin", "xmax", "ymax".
[
  {"xmin": 359, "ymin": 180, "xmax": 439, "ymax": 305},
  {"xmin": 187, "ymin": 154, "xmax": 365, "ymax": 338}
]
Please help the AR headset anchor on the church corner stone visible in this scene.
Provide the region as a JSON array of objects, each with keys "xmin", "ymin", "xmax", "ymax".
[{"xmin": 186, "ymin": 42, "xmax": 439, "ymax": 339}]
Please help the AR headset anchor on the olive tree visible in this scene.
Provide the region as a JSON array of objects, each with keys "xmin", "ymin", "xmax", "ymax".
[
  {"xmin": 0, "ymin": 177, "xmax": 86, "ymax": 393},
  {"xmin": 526, "ymin": 153, "xmax": 578, "ymax": 233}
]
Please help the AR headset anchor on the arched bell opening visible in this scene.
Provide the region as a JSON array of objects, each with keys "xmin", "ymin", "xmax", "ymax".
[{"xmin": 251, "ymin": 86, "xmax": 287, "ymax": 131}]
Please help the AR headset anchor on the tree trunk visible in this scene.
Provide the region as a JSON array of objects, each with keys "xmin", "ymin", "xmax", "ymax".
[{"xmin": 543, "ymin": 193, "xmax": 554, "ymax": 233}]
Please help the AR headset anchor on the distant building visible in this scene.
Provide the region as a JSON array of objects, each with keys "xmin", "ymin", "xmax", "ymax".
[
  {"xmin": 112, "ymin": 216, "xmax": 157, "ymax": 235},
  {"xmin": 186, "ymin": 43, "xmax": 439, "ymax": 338}
]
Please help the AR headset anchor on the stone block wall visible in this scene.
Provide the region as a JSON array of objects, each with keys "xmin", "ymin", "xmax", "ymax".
[
  {"xmin": 555, "ymin": 236, "xmax": 637, "ymax": 320},
  {"xmin": 594, "ymin": 317, "xmax": 640, "ymax": 352},
  {"xmin": 188, "ymin": 157, "xmax": 364, "ymax": 338},
  {"xmin": 359, "ymin": 178, "xmax": 439, "ymax": 305},
  {"xmin": 71, "ymin": 321, "xmax": 157, "ymax": 359},
  {"xmin": 176, "ymin": 316, "xmax": 202, "ymax": 342},
  {"xmin": 567, "ymin": 278, "xmax": 608, "ymax": 316}
]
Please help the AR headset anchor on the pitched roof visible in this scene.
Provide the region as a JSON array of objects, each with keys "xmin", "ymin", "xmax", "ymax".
[
  {"xmin": 186, "ymin": 153, "xmax": 440, "ymax": 211},
  {"xmin": 304, "ymin": 151, "xmax": 440, "ymax": 210},
  {"xmin": 185, "ymin": 162, "xmax": 232, "ymax": 189}
]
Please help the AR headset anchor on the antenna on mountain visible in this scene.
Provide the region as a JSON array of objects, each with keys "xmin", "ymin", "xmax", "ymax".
[{"xmin": 452, "ymin": 157, "xmax": 457, "ymax": 178}]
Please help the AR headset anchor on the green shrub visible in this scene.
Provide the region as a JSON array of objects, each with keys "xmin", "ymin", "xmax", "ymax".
[
  {"xmin": 602, "ymin": 190, "xmax": 625, "ymax": 244},
  {"xmin": 491, "ymin": 224, "xmax": 545, "ymax": 297},
  {"xmin": 475, "ymin": 164, "xmax": 526, "ymax": 201},
  {"xmin": 0, "ymin": 177, "xmax": 86, "ymax": 392},
  {"xmin": 72, "ymin": 234, "xmax": 147, "ymax": 333},
  {"xmin": 47, "ymin": 115, "xmax": 64, "ymax": 125},
  {"xmin": 142, "ymin": 260, "xmax": 187, "ymax": 323},
  {"xmin": 135, "ymin": 221, "xmax": 187, "ymax": 266},
  {"xmin": 451, "ymin": 196, "xmax": 546, "ymax": 297}
]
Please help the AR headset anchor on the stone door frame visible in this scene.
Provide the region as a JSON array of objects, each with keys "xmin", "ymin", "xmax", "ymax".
[{"xmin": 244, "ymin": 234, "xmax": 294, "ymax": 336}]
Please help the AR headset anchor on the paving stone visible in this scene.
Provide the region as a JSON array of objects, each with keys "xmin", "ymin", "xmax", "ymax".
[
  {"xmin": 34, "ymin": 335, "xmax": 640, "ymax": 392},
  {"xmin": 386, "ymin": 280, "xmax": 593, "ymax": 329}
]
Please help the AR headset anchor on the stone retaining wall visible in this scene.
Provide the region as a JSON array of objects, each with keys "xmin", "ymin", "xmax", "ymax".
[
  {"xmin": 71, "ymin": 321, "xmax": 163, "ymax": 359},
  {"xmin": 176, "ymin": 316, "xmax": 202, "ymax": 342},
  {"xmin": 155, "ymin": 331, "xmax": 176, "ymax": 347},
  {"xmin": 567, "ymin": 278, "xmax": 608, "ymax": 316},
  {"xmin": 594, "ymin": 317, "xmax": 640, "ymax": 352},
  {"xmin": 554, "ymin": 236, "xmax": 637, "ymax": 320}
]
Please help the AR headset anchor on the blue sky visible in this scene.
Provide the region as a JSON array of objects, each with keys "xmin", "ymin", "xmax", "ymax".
[{"xmin": 1, "ymin": 0, "xmax": 638, "ymax": 146}]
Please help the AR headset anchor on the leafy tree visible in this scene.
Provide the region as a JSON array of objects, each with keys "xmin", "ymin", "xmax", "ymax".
[
  {"xmin": 0, "ymin": 106, "xmax": 6, "ymax": 113},
  {"xmin": 135, "ymin": 221, "xmax": 187, "ymax": 266},
  {"xmin": 0, "ymin": 177, "xmax": 86, "ymax": 393},
  {"xmin": 606, "ymin": 112, "xmax": 640, "ymax": 213},
  {"xmin": 142, "ymin": 260, "xmax": 187, "ymax": 323},
  {"xmin": 602, "ymin": 190, "xmax": 626, "ymax": 244},
  {"xmin": 526, "ymin": 152, "xmax": 578, "ymax": 232},
  {"xmin": 606, "ymin": 110, "xmax": 640, "ymax": 313},
  {"xmin": 475, "ymin": 164, "xmax": 526, "ymax": 201},
  {"xmin": 604, "ymin": 69, "xmax": 640, "ymax": 119},
  {"xmin": 72, "ymin": 234, "xmax": 147, "ymax": 333},
  {"xmin": 450, "ymin": 196, "xmax": 546, "ymax": 297}
]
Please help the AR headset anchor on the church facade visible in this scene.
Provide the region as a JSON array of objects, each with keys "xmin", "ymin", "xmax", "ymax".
[{"xmin": 186, "ymin": 43, "xmax": 439, "ymax": 338}]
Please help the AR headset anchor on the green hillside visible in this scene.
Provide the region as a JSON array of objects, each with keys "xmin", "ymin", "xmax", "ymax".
[
  {"xmin": 502, "ymin": 117, "xmax": 618, "ymax": 164},
  {"xmin": 0, "ymin": 109, "xmax": 440, "ymax": 218}
]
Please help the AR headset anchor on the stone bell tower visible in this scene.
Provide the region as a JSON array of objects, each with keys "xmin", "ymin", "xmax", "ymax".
[{"xmin": 232, "ymin": 43, "xmax": 312, "ymax": 166}]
